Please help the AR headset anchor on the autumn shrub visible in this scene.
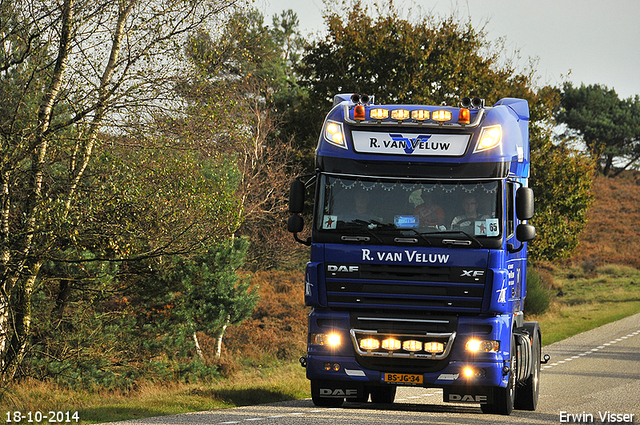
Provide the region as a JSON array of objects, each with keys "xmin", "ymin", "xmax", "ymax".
[{"xmin": 223, "ymin": 270, "xmax": 307, "ymax": 362}]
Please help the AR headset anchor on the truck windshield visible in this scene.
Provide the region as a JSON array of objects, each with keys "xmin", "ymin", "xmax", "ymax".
[{"xmin": 316, "ymin": 174, "xmax": 501, "ymax": 240}]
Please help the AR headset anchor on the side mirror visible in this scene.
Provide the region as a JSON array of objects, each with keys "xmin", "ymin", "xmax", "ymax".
[
  {"xmin": 289, "ymin": 180, "xmax": 305, "ymax": 214},
  {"xmin": 516, "ymin": 187, "xmax": 534, "ymax": 221},
  {"xmin": 509, "ymin": 223, "xmax": 536, "ymax": 254},
  {"xmin": 287, "ymin": 214, "xmax": 304, "ymax": 233},
  {"xmin": 516, "ymin": 223, "xmax": 536, "ymax": 242}
]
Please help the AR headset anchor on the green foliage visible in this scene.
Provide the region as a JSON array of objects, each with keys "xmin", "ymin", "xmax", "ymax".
[
  {"xmin": 524, "ymin": 267, "xmax": 554, "ymax": 315},
  {"xmin": 529, "ymin": 130, "xmax": 596, "ymax": 261},
  {"xmin": 24, "ymin": 238, "xmax": 256, "ymax": 390},
  {"xmin": 294, "ymin": 1, "xmax": 541, "ymax": 153},
  {"xmin": 178, "ymin": 9, "xmax": 305, "ymax": 270},
  {"xmin": 556, "ymin": 82, "xmax": 640, "ymax": 175},
  {"xmin": 170, "ymin": 237, "xmax": 259, "ymax": 336}
]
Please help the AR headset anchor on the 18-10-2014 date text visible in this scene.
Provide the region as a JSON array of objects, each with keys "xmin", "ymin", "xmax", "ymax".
[{"xmin": 6, "ymin": 412, "xmax": 79, "ymax": 423}]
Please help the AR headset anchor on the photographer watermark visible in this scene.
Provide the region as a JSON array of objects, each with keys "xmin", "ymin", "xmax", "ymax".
[{"xmin": 560, "ymin": 411, "xmax": 635, "ymax": 423}]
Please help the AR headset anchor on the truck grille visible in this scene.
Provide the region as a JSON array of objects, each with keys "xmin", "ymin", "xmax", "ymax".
[{"xmin": 326, "ymin": 263, "xmax": 486, "ymax": 313}]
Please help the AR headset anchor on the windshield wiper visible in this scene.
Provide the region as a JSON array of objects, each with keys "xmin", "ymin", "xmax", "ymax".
[
  {"xmin": 401, "ymin": 228, "xmax": 433, "ymax": 246},
  {"xmin": 340, "ymin": 220, "xmax": 384, "ymax": 243},
  {"xmin": 419, "ymin": 230, "xmax": 484, "ymax": 248}
]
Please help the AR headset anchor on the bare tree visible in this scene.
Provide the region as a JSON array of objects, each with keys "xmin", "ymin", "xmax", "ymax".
[{"xmin": 0, "ymin": 0, "xmax": 240, "ymax": 383}]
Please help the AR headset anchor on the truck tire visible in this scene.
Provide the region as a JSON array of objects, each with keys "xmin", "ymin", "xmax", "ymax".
[
  {"xmin": 481, "ymin": 336, "xmax": 516, "ymax": 415},
  {"xmin": 370, "ymin": 385, "xmax": 396, "ymax": 404},
  {"xmin": 311, "ymin": 380, "xmax": 344, "ymax": 407},
  {"xmin": 515, "ymin": 324, "xmax": 541, "ymax": 411}
]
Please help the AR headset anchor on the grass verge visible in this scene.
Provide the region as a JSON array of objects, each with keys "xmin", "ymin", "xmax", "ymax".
[
  {"xmin": 529, "ymin": 263, "xmax": 640, "ymax": 345},
  {"xmin": 1, "ymin": 360, "xmax": 309, "ymax": 424}
]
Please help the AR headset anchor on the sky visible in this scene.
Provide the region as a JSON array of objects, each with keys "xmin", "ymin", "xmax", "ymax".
[{"xmin": 256, "ymin": 0, "xmax": 640, "ymax": 99}]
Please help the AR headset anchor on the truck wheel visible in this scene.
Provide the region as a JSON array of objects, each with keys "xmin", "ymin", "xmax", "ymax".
[
  {"xmin": 353, "ymin": 387, "xmax": 370, "ymax": 403},
  {"xmin": 370, "ymin": 385, "xmax": 396, "ymax": 404},
  {"xmin": 311, "ymin": 380, "xmax": 344, "ymax": 407},
  {"xmin": 515, "ymin": 326, "xmax": 541, "ymax": 411},
  {"xmin": 481, "ymin": 336, "xmax": 516, "ymax": 415}
]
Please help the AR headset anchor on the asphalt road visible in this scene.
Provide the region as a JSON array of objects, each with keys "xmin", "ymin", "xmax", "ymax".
[{"xmin": 109, "ymin": 312, "xmax": 640, "ymax": 425}]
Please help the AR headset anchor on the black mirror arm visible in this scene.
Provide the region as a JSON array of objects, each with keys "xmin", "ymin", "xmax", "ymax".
[
  {"xmin": 293, "ymin": 233, "xmax": 311, "ymax": 246},
  {"xmin": 507, "ymin": 242, "xmax": 525, "ymax": 254}
]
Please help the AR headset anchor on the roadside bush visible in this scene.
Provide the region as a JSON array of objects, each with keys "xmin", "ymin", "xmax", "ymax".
[{"xmin": 525, "ymin": 267, "xmax": 555, "ymax": 316}]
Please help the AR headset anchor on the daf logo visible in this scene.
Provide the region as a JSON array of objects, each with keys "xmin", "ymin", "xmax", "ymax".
[
  {"xmin": 327, "ymin": 265, "xmax": 359, "ymax": 273},
  {"xmin": 461, "ymin": 270, "xmax": 485, "ymax": 278},
  {"xmin": 320, "ymin": 388, "xmax": 358, "ymax": 397},
  {"xmin": 448, "ymin": 394, "xmax": 488, "ymax": 403}
]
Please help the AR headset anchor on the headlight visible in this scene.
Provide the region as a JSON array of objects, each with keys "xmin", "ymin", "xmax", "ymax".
[
  {"xmin": 465, "ymin": 339, "xmax": 500, "ymax": 352},
  {"xmin": 474, "ymin": 125, "xmax": 502, "ymax": 153},
  {"xmin": 311, "ymin": 333, "xmax": 341, "ymax": 347},
  {"xmin": 324, "ymin": 120, "xmax": 347, "ymax": 149}
]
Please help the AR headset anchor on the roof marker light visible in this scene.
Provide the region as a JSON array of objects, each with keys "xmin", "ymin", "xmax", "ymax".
[
  {"xmin": 370, "ymin": 108, "xmax": 389, "ymax": 120},
  {"xmin": 432, "ymin": 110, "xmax": 452, "ymax": 122},
  {"xmin": 391, "ymin": 109, "xmax": 410, "ymax": 120},
  {"xmin": 411, "ymin": 109, "xmax": 430, "ymax": 121}
]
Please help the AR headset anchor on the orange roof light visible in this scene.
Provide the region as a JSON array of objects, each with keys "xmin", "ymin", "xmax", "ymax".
[
  {"xmin": 459, "ymin": 108, "xmax": 471, "ymax": 124},
  {"xmin": 354, "ymin": 105, "xmax": 366, "ymax": 120}
]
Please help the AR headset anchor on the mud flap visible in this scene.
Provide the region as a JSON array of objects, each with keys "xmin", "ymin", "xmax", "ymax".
[
  {"xmin": 443, "ymin": 387, "xmax": 493, "ymax": 404},
  {"xmin": 312, "ymin": 379, "xmax": 364, "ymax": 400}
]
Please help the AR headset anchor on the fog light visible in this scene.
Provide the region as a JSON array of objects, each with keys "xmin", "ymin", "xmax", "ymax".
[
  {"xmin": 462, "ymin": 367, "xmax": 485, "ymax": 378},
  {"xmin": 402, "ymin": 340, "xmax": 423, "ymax": 352},
  {"xmin": 382, "ymin": 338, "xmax": 401, "ymax": 351},
  {"xmin": 360, "ymin": 338, "xmax": 380, "ymax": 350},
  {"xmin": 424, "ymin": 342, "xmax": 445, "ymax": 353}
]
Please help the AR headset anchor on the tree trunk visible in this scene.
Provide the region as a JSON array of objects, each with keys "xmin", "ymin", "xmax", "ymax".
[
  {"xmin": 1, "ymin": 262, "xmax": 41, "ymax": 381},
  {"xmin": 214, "ymin": 316, "xmax": 230, "ymax": 359},
  {"xmin": 0, "ymin": 0, "xmax": 74, "ymax": 384},
  {"xmin": 193, "ymin": 332, "xmax": 204, "ymax": 361},
  {"xmin": 602, "ymin": 154, "xmax": 614, "ymax": 176}
]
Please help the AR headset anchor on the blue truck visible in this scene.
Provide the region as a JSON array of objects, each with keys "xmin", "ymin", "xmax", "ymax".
[{"xmin": 288, "ymin": 94, "xmax": 544, "ymax": 415}]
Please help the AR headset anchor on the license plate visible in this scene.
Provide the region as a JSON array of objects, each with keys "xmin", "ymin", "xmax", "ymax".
[{"xmin": 382, "ymin": 373, "xmax": 423, "ymax": 384}]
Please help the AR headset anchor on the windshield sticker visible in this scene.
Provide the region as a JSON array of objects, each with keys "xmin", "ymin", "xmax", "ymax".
[
  {"xmin": 394, "ymin": 215, "xmax": 419, "ymax": 228},
  {"xmin": 322, "ymin": 215, "xmax": 338, "ymax": 229},
  {"xmin": 475, "ymin": 218, "xmax": 499, "ymax": 237}
]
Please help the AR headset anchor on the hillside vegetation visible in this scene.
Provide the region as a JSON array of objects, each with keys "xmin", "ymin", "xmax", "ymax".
[
  {"xmin": 530, "ymin": 172, "xmax": 640, "ymax": 344},
  {"xmin": 571, "ymin": 171, "xmax": 640, "ymax": 269}
]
